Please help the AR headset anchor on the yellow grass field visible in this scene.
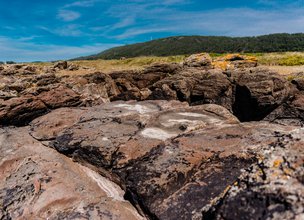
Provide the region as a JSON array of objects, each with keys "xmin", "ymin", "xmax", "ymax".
[{"xmin": 32, "ymin": 52, "xmax": 304, "ymax": 75}]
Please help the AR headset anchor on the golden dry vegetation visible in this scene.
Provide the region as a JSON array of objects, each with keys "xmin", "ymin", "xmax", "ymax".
[{"xmin": 31, "ymin": 52, "xmax": 304, "ymax": 76}]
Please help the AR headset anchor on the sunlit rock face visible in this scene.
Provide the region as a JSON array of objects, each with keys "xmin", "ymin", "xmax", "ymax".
[
  {"xmin": 25, "ymin": 100, "xmax": 304, "ymax": 219},
  {"xmin": 0, "ymin": 56, "xmax": 303, "ymax": 220},
  {"xmin": 0, "ymin": 127, "xmax": 145, "ymax": 220}
]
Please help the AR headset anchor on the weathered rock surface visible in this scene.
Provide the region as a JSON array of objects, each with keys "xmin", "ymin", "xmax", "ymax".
[
  {"xmin": 0, "ymin": 55, "xmax": 301, "ymax": 126},
  {"xmin": 183, "ymin": 53, "xmax": 212, "ymax": 67},
  {"xmin": 207, "ymin": 124, "xmax": 304, "ymax": 220},
  {"xmin": 0, "ymin": 127, "xmax": 145, "ymax": 220},
  {"xmin": 148, "ymin": 67, "xmax": 293, "ymax": 123},
  {"xmin": 27, "ymin": 101, "xmax": 304, "ymax": 220},
  {"xmin": 0, "ymin": 95, "xmax": 48, "ymax": 126},
  {"xmin": 0, "ymin": 62, "xmax": 184, "ymax": 125},
  {"xmin": 149, "ymin": 68, "xmax": 234, "ymax": 110},
  {"xmin": 264, "ymin": 91, "xmax": 304, "ymax": 126},
  {"xmin": 1, "ymin": 54, "xmax": 303, "ymax": 220},
  {"xmin": 213, "ymin": 54, "xmax": 258, "ymax": 70},
  {"xmin": 232, "ymin": 67, "xmax": 291, "ymax": 121}
]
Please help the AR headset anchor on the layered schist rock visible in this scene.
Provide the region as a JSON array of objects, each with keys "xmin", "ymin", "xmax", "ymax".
[
  {"xmin": 231, "ymin": 67, "xmax": 291, "ymax": 121},
  {"xmin": 0, "ymin": 57, "xmax": 304, "ymax": 219},
  {"xmin": 28, "ymin": 101, "xmax": 304, "ymax": 220},
  {"xmin": 0, "ymin": 127, "xmax": 145, "ymax": 220},
  {"xmin": 0, "ymin": 56, "xmax": 302, "ymax": 126},
  {"xmin": 0, "ymin": 63, "xmax": 181, "ymax": 125}
]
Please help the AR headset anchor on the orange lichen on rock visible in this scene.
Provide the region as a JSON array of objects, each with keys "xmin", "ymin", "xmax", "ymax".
[{"xmin": 213, "ymin": 54, "xmax": 258, "ymax": 70}]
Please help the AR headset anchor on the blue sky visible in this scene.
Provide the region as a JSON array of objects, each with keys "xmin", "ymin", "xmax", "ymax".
[{"xmin": 0, "ymin": 0, "xmax": 303, "ymax": 61}]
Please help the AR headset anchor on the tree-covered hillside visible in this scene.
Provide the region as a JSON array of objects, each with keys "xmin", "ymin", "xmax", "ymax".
[{"xmin": 75, "ymin": 33, "xmax": 304, "ymax": 60}]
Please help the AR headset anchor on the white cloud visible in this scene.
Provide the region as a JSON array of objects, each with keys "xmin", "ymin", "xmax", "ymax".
[
  {"xmin": 38, "ymin": 24, "xmax": 84, "ymax": 37},
  {"xmin": 57, "ymin": 9, "xmax": 81, "ymax": 21},
  {"xmin": 64, "ymin": 0, "xmax": 100, "ymax": 8},
  {"xmin": 0, "ymin": 36, "xmax": 120, "ymax": 62},
  {"xmin": 115, "ymin": 27, "xmax": 175, "ymax": 39},
  {"xmin": 104, "ymin": 5, "xmax": 304, "ymax": 39}
]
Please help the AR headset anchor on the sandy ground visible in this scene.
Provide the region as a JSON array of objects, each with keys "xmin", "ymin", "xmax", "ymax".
[{"xmin": 261, "ymin": 65, "xmax": 304, "ymax": 75}]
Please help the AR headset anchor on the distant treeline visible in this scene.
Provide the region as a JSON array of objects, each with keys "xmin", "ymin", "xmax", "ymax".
[{"xmin": 75, "ymin": 33, "xmax": 304, "ymax": 60}]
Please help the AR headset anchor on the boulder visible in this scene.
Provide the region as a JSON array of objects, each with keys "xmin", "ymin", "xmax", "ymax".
[
  {"xmin": 291, "ymin": 72, "xmax": 304, "ymax": 91},
  {"xmin": 37, "ymin": 85, "xmax": 81, "ymax": 109},
  {"xmin": 109, "ymin": 64, "xmax": 179, "ymax": 101},
  {"xmin": 63, "ymin": 72, "xmax": 120, "ymax": 105},
  {"xmin": 264, "ymin": 92, "xmax": 304, "ymax": 126},
  {"xmin": 67, "ymin": 63, "xmax": 79, "ymax": 71},
  {"xmin": 232, "ymin": 67, "xmax": 291, "ymax": 121},
  {"xmin": 142, "ymin": 62, "xmax": 182, "ymax": 75},
  {"xmin": 183, "ymin": 53, "xmax": 212, "ymax": 67},
  {"xmin": 53, "ymin": 61, "xmax": 68, "ymax": 70},
  {"xmin": 149, "ymin": 68, "xmax": 234, "ymax": 110},
  {"xmin": 0, "ymin": 95, "xmax": 47, "ymax": 126}
]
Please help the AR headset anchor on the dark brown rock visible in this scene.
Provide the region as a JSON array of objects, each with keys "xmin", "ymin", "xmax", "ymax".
[
  {"xmin": 0, "ymin": 95, "xmax": 47, "ymax": 126},
  {"xmin": 183, "ymin": 53, "xmax": 212, "ymax": 67},
  {"xmin": 232, "ymin": 67, "xmax": 291, "ymax": 121},
  {"xmin": 291, "ymin": 73, "xmax": 304, "ymax": 91},
  {"xmin": 28, "ymin": 100, "xmax": 304, "ymax": 220},
  {"xmin": 63, "ymin": 72, "xmax": 120, "ymax": 105},
  {"xmin": 53, "ymin": 60, "xmax": 68, "ymax": 70},
  {"xmin": 149, "ymin": 68, "xmax": 233, "ymax": 110},
  {"xmin": 38, "ymin": 85, "xmax": 81, "ymax": 109},
  {"xmin": 264, "ymin": 92, "xmax": 304, "ymax": 126}
]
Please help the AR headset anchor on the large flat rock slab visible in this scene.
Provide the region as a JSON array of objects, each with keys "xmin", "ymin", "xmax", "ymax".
[{"xmin": 28, "ymin": 100, "xmax": 304, "ymax": 219}]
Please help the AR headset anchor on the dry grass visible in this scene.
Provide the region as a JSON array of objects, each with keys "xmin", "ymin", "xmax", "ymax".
[
  {"xmin": 32, "ymin": 56, "xmax": 186, "ymax": 75},
  {"xmin": 261, "ymin": 65, "xmax": 304, "ymax": 75},
  {"xmin": 30, "ymin": 53, "xmax": 304, "ymax": 76},
  {"xmin": 257, "ymin": 52, "xmax": 304, "ymax": 66}
]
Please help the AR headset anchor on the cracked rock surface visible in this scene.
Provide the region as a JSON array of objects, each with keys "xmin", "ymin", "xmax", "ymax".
[
  {"xmin": 0, "ymin": 58, "xmax": 303, "ymax": 220},
  {"xmin": 0, "ymin": 127, "xmax": 145, "ymax": 220},
  {"xmin": 23, "ymin": 101, "xmax": 304, "ymax": 219}
]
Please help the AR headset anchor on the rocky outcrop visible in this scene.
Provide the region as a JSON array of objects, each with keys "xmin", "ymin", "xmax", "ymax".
[
  {"xmin": 148, "ymin": 66, "xmax": 292, "ymax": 122},
  {"xmin": 26, "ymin": 100, "xmax": 304, "ymax": 220},
  {"xmin": 0, "ymin": 127, "xmax": 145, "ymax": 219},
  {"xmin": 264, "ymin": 92, "xmax": 304, "ymax": 126},
  {"xmin": 53, "ymin": 61, "xmax": 80, "ymax": 71},
  {"xmin": 183, "ymin": 53, "xmax": 212, "ymax": 67},
  {"xmin": 0, "ymin": 95, "xmax": 48, "ymax": 126},
  {"xmin": 148, "ymin": 68, "xmax": 233, "ymax": 110},
  {"xmin": 0, "ymin": 56, "xmax": 300, "ymax": 126},
  {"xmin": 53, "ymin": 60, "xmax": 68, "ymax": 70},
  {"xmin": 0, "ymin": 54, "xmax": 303, "ymax": 219},
  {"xmin": 232, "ymin": 67, "xmax": 291, "ymax": 121},
  {"xmin": 206, "ymin": 125, "xmax": 304, "ymax": 220},
  {"xmin": 110, "ymin": 63, "xmax": 181, "ymax": 101},
  {"xmin": 213, "ymin": 54, "xmax": 258, "ymax": 70},
  {"xmin": 0, "ymin": 64, "xmax": 38, "ymax": 75}
]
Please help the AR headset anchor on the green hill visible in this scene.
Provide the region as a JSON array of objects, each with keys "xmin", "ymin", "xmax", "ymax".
[{"xmin": 75, "ymin": 33, "xmax": 304, "ymax": 60}]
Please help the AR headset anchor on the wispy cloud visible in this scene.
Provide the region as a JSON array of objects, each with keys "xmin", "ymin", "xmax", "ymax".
[
  {"xmin": 57, "ymin": 9, "xmax": 81, "ymax": 22},
  {"xmin": 63, "ymin": 0, "xmax": 100, "ymax": 8},
  {"xmin": 0, "ymin": 36, "xmax": 120, "ymax": 62},
  {"xmin": 1, "ymin": 0, "xmax": 303, "ymax": 61},
  {"xmin": 115, "ymin": 27, "xmax": 175, "ymax": 39},
  {"xmin": 38, "ymin": 24, "xmax": 84, "ymax": 37},
  {"xmin": 103, "ymin": 4, "xmax": 304, "ymax": 39}
]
